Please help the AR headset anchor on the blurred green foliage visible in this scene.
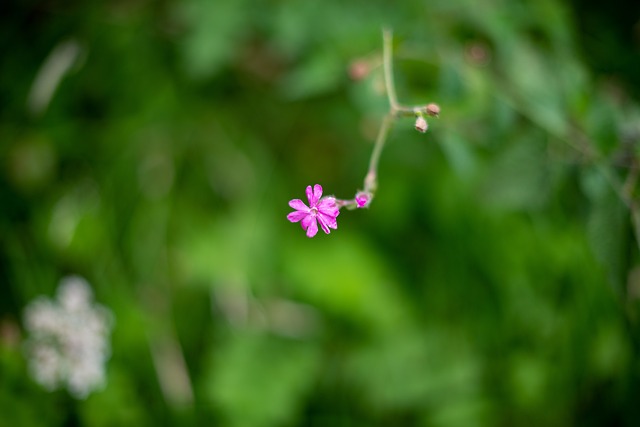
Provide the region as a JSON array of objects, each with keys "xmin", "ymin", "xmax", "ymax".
[{"xmin": 2, "ymin": 0, "xmax": 640, "ymax": 426}]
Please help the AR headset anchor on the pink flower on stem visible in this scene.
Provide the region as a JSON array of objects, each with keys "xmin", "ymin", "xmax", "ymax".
[{"xmin": 287, "ymin": 184, "xmax": 339, "ymax": 238}]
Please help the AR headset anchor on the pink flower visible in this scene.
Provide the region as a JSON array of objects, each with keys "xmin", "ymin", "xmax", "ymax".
[{"xmin": 287, "ymin": 184, "xmax": 339, "ymax": 238}]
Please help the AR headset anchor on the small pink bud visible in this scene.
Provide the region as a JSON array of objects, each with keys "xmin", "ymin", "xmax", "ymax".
[
  {"xmin": 355, "ymin": 191, "xmax": 371, "ymax": 208},
  {"xmin": 415, "ymin": 116, "xmax": 428, "ymax": 133},
  {"xmin": 348, "ymin": 59, "xmax": 370, "ymax": 81},
  {"xmin": 425, "ymin": 103, "xmax": 440, "ymax": 117},
  {"xmin": 465, "ymin": 42, "xmax": 491, "ymax": 66}
]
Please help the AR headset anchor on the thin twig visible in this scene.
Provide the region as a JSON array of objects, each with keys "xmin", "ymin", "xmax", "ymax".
[
  {"xmin": 365, "ymin": 113, "xmax": 394, "ymax": 192},
  {"xmin": 382, "ymin": 28, "xmax": 399, "ymax": 111}
]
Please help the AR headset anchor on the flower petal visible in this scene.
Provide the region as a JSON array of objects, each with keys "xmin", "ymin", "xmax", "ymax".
[
  {"xmin": 305, "ymin": 185, "xmax": 315, "ymax": 206},
  {"xmin": 288, "ymin": 199, "xmax": 309, "ymax": 211},
  {"xmin": 301, "ymin": 214, "xmax": 314, "ymax": 231},
  {"xmin": 317, "ymin": 212, "xmax": 338, "ymax": 233},
  {"xmin": 317, "ymin": 197, "xmax": 339, "ymax": 217},
  {"xmin": 287, "ymin": 211, "xmax": 309, "ymax": 223},
  {"xmin": 306, "ymin": 221, "xmax": 318, "ymax": 238},
  {"xmin": 302, "ymin": 216, "xmax": 318, "ymax": 238},
  {"xmin": 312, "ymin": 184, "xmax": 323, "ymax": 205}
]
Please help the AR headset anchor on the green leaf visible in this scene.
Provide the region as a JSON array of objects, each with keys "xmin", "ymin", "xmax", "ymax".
[
  {"xmin": 438, "ymin": 131, "xmax": 477, "ymax": 180},
  {"xmin": 203, "ymin": 333, "xmax": 319, "ymax": 427},
  {"xmin": 347, "ymin": 329, "xmax": 482, "ymax": 413},
  {"xmin": 281, "ymin": 50, "xmax": 343, "ymax": 99},
  {"xmin": 479, "ymin": 131, "xmax": 551, "ymax": 211},
  {"xmin": 283, "ymin": 235, "xmax": 408, "ymax": 334},
  {"xmin": 582, "ymin": 167, "xmax": 627, "ymax": 291},
  {"xmin": 179, "ymin": 0, "xmax": 250, "ymax": 79}
]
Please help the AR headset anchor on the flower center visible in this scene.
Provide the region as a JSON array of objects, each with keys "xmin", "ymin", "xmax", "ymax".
[{"xmin": 310, "ymin": 207, "xmax": 318, "ymax": 216}]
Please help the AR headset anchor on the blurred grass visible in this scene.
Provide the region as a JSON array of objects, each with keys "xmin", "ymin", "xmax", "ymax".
[{"xmin": 2, "ymin": 0, "xmax": 640, "ymax": 426}]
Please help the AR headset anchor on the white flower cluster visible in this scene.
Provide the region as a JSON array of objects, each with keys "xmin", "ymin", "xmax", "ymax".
[{"xmin": 23, "ymin": 275, "xmax": 113, "ymax": 399}]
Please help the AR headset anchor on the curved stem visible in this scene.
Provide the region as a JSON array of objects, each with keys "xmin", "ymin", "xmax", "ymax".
[
  {"xmin": 365, "ymin": 113, "xmax": 394, "ymax": 192},
  {"xmin": 362, "ymin": 29, "xmax": 400, "ymax": 195},
  {"xmin": 382, "ymin": 28, "xmax": 399, "ymax": 111},
  {"xmin": 362, "ymin": 29, "xmax": 429, "ymax": 198}
]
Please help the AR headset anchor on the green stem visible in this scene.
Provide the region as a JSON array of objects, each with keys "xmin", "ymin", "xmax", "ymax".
[
  {"xmin": 363, "ymin": 29, "xmax": 430, "ymax": 196},
  {"xmin": 382, "ymin": 28, "xmax": 399, "ymax": 111},
  {"xmin": 365, "ymin": 113, "xmax": 393, "ymax": 192},
  {"xmin": 362, "ymin": 29, "xmax": 400, "ymax": 195}
]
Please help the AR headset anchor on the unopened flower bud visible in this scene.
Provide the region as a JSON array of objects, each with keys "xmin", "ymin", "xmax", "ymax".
[
  {"xmin": 355, "ymin": 191, "xmax": 372, "ymax": 208},
  {"xmin": 348, "ymin": 59, "xmax": 370, "ymax": 81},
  {"xmin": 425, "ymin": 103, "xmax": 440, "ymax": 117},
  {"xmin": 415, "ymin": 116, "xmax": 428, "ymax": 133}
]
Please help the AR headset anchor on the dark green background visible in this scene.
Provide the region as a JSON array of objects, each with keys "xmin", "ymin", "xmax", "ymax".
[{"xmin": 2, "ymin": 0, "xmax": 640, "ymax": 425}]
